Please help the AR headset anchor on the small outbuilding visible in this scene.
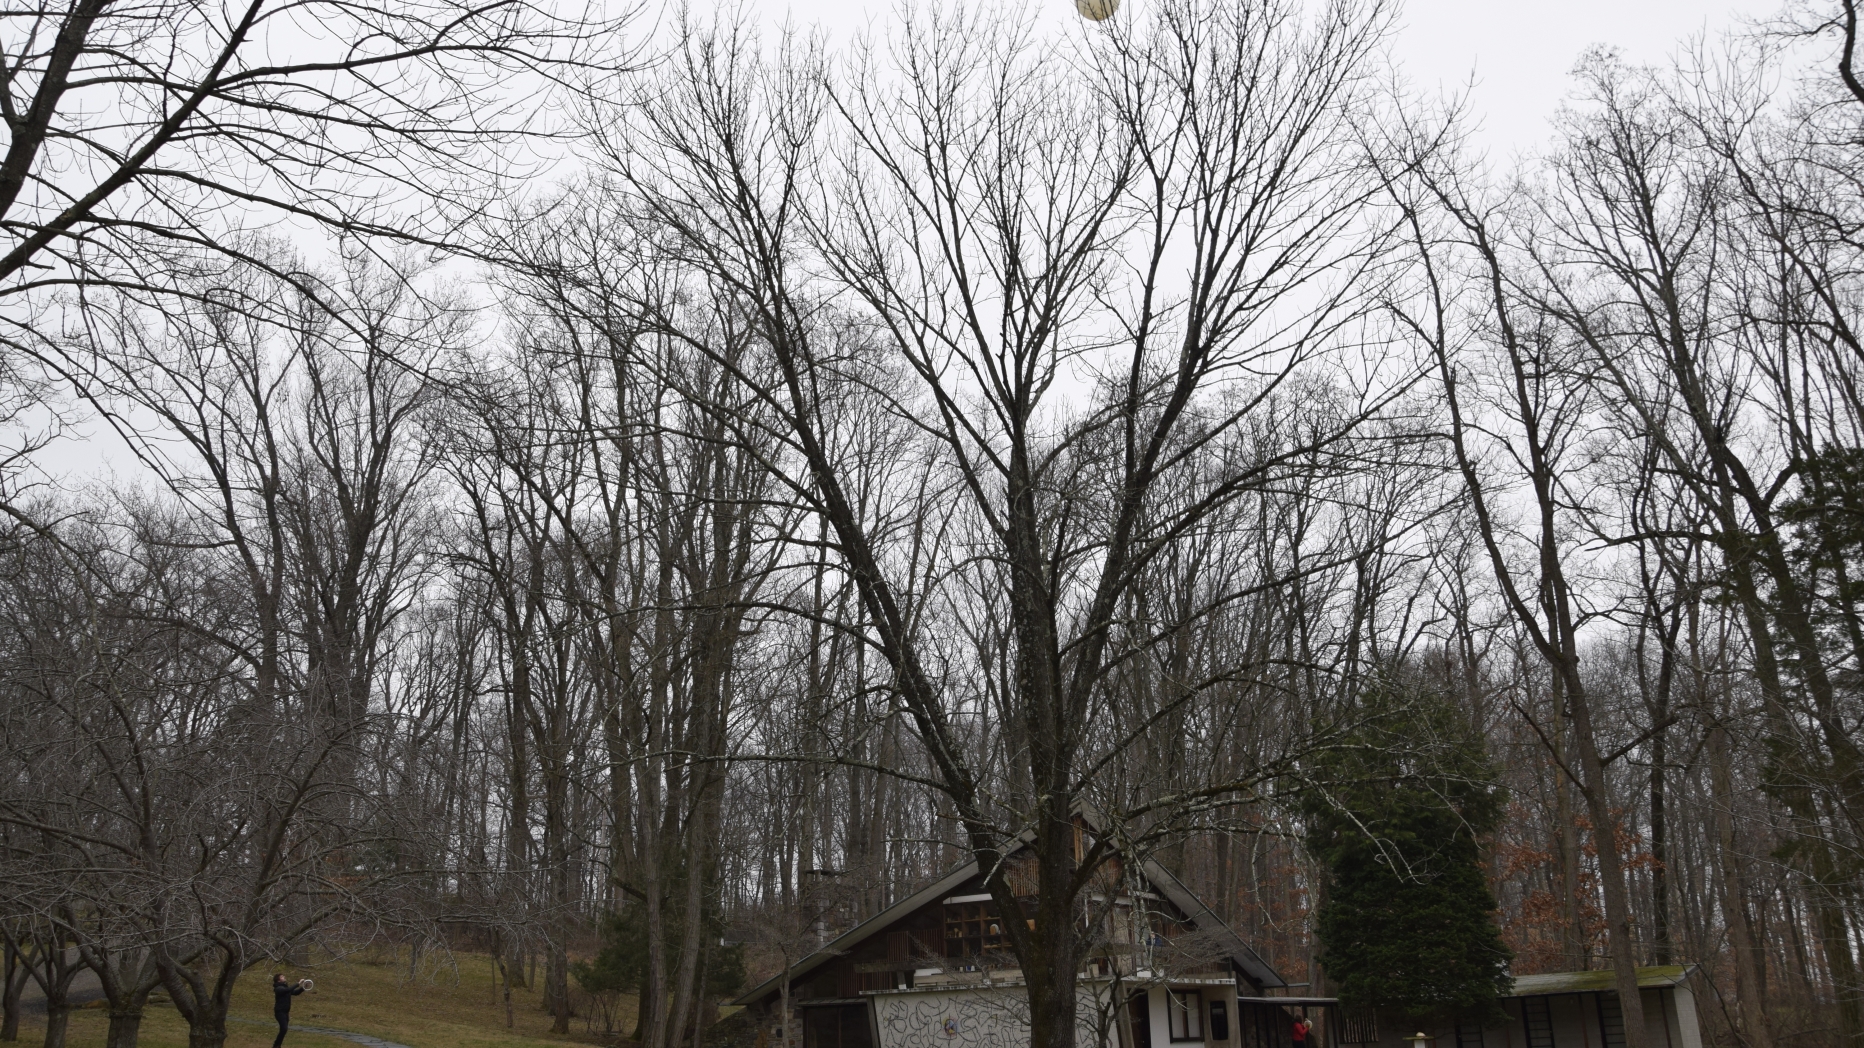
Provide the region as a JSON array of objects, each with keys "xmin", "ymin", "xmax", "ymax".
[{"xmin": 1243, "ymin": 966, "xmax": 1704, "ymax": 1048}]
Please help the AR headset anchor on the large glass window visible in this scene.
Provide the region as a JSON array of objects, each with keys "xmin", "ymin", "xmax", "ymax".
[
  {"xmin": 1168, "ymin": 991, "xmax": 1204, "ymax": 1042},
  {"xmin": 943, "ymin": 901, "xmax": 1004, "ymax": 958},
  {"xmin": 803, "ymin": 1005, "xmax": 874, "ymax": 1048}
]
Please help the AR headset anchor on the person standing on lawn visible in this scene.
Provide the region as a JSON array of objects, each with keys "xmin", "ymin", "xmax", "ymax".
[{"xmin": 273, "ymin": 972, "xmax": 310, "ymax": 1047}]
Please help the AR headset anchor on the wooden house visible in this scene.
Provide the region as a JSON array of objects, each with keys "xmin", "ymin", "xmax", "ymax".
[
  {"xmin": 731, "ymin": 843, "xmax": 1706, "ymax": 1048},
  {"xmin": 731, "ymin": 847, "xmax": 1298, "ymax": 1048}
]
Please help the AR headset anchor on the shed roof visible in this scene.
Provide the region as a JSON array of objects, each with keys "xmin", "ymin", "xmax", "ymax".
[
  {"xmin": 1510, "ymin": 965, "xmax": 1697, "ymax": 996},
  {"xmin": 1225, "ymin": 964, "xmax": 1703, "ymax": 1011}
]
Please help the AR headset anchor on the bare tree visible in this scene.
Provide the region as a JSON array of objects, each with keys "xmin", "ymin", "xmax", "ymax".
[
  {"xmin": 562, "ymin": 3, "xmax": 1420, "ymax": 1046},
  {"xmin": 0, "ymin": 0, "xmax": 624, "ymax": 322},
  {"xmin": 0, "ymin": 253, "xmax": 461, "ymax": 1048}
]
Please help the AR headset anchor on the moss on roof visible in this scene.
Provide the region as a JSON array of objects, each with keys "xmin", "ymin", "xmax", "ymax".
[{"xmin": 1510, "ymin": 966, "xmax": 1694, "ymax": 996}]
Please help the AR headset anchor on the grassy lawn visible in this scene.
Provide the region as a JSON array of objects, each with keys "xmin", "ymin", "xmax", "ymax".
[
  {"xmin": 12, "ymin": 950, "xmax": 635, "ymax": 1048},
  {"xmin": 10, "ymin": 1007, "xmax": 356, "ymax": 1048}
]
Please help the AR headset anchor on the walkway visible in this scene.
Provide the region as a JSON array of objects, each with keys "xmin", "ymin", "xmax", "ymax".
[{"xmin": 292, "ymin": 1022, "xmax": 415, "ymax": 1048}]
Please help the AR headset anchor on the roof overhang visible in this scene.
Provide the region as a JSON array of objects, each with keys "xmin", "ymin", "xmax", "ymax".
[
  {"xmin": 1236, "ymin": 997, "xmax": 1340, "ymax": 1007},
  {"xmin": 731, "ymin": 860, "xmax": 983, "ymax": 1007},
  {"xmin": 1510, "ymin": 965, "xmax": 1699, "ymax": 997},
  {"xmin": 1140, "ymin": 857, "xmax": 1284, "ymax": 989},
  {"xmin": 732, "ymin": 828, "xmax": 1286, "ymax": 1007}
]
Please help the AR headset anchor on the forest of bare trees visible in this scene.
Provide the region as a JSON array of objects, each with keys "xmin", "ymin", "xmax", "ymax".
[{"xmin": 1, "ymin": 1, "xmax": 1862, "ymax": 1048}]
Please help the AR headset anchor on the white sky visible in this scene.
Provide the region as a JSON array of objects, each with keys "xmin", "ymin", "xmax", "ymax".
[
  {"xmin": 1390, "ymin": 0, "xmax": 1753, "ymax": 155},
  {"xmin": 747, "ymin": 0, "xmax": 1757, "ymax": 158},
  {"xmin": 37, "ymin": 0, "xmax": 1764, "ymax": 492}
]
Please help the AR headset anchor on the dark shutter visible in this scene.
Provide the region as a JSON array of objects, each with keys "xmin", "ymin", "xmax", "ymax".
[{"xmin": 1209, "ymin": 1001, "xmax": 1230, "ymax": 1042}]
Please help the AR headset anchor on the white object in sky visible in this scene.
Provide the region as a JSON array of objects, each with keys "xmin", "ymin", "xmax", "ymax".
[{"xmin": 1076, "ymin": 0, "xmax": 1118, "ymax": 20}]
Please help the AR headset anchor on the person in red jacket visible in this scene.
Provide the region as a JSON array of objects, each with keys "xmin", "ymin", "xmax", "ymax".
[{"xmin": 1293, "ymin": 1017, "xmax": 1314, "ymax": 1047}]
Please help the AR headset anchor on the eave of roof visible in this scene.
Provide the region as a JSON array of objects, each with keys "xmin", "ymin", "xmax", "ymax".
[
  {"xmin": 1236, "ymin": 997, "xmax": 1340, "ymax": 1006},
  {"xmin": 732, "ymin": 845, "xmax": 1286, "ymax": 1006},
  {"xmin": 731, "ymin": 859, "xmax": 983, "ymax": 1007},
  {"xmin": 1510, "ymin": 965, "xmax": 1698, "ymax": 996},
  {"xmin": 1140, "ymin": 858, "xmax": 1284, "ymax": 989}
]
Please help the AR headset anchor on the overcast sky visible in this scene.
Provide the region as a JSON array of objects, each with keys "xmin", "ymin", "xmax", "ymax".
[
  {"xmin": 1391, "ymin": 0, "xmax": 1752, "ymax": 154},
  {"xmin": 747, "ymin": 0, "xmax": 1757, "ymax": 158},
  {"xmin": 37, "ymin": 0, "xmax": 1771, "ymax": 489}
]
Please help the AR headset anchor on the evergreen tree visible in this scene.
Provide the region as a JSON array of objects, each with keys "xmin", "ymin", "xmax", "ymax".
[
  {"xmin": 574, "ymin": 896, "xmax": 746, "ymax": 1014},
  {"xmin": 1301, "ymin": 674, "xmax": 1513, "ymax": 1025}
]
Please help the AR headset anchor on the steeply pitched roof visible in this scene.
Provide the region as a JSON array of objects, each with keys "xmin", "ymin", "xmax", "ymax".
[
  {"xmin": 1140, "ymin": 857, "xmax": 1282, "ymax": 989},
  {"xmin": 732, "ymin": 849, "xmax": 1285, "ymax": 1007},
  {"xmin": 732, "ymin": 860, "xmax": 978, "ymax": 1007}
]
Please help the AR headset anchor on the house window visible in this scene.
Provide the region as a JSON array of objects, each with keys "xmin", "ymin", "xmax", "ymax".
[
  {"xmin": 803, "ymin": 1005, "xmax": 874, "ymax": 1048},
  {"xmin": 1168, "ymin": 991, "xmax": 1203, "ymax": 1042},
  {"xmin": 944, "ymin": 902, "xmax": 1003, "ymax": 958}
]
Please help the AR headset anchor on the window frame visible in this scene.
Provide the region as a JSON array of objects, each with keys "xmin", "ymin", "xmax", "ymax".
[
  {"xmin": 1167, "ymin": 990, "xmax": 1204, "ymax": 1042},
  {"xmin": 943, "ymin": 901, "xmax": 1004, "ymax": 959}
]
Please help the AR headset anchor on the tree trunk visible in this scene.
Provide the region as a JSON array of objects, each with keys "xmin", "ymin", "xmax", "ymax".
[
  {"xmin": 1550, "ymin": 695, "xmax": 1589, "ymax": 970},
  {"xmin": 184, "ymin": 1011, "xmax": 227, "ymax": 1048},
  {"xmin": 1723, "ymin": 559, "xmax": 1864, "ymax": 1046},
  {"xmin": 1640, "ymin": 608, "xmax": 1677, "ymax": 969},
  {"xmin": 23, "ymin": 939, "xmax": 82, "ymax": 1048},
  {"xmin": 497, "ymin": 954, "xmax": 514, "ymax": 1029},
  {"xmin": 105, "ymin": 1006, "xmax": 145, "ymax": 1048},
  {"xmin": 546, "ymin": 942, "xmax": 570, "ymax": 1035},
  {"xmin": 1020, "ymin": 803, "xmax": 1085, "ymax": 1048},
  {"xmin": 543, "ymin": 738, "xmax": 573, "ymax": 1036},
  {"xmin": 1708, "ymin": 723, "xmax": 1771, "ymax": 1048},
  {"xmin": 1559, "ymin": 665, "xmax": 1650, "ymax": 1048},
  {"xmin": 666, "ymin": 567, "xmax": 738, "ymax": 1048},
  {"xmin": 40, "ymin": 1005, "xmax": 68, "ymax": 1048},
  {"xmin": 1647, "ymin": 722, "xmax": 1670, "ymax": 967},
  {"xmin": 1, "ymin": 937, "xmax": 23, "ymax": 1042}
]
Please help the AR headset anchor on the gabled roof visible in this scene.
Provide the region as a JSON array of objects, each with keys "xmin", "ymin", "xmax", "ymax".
[
  {"xmin": 733, "ymin": 859, "xmax": 982, "ymax": 1006},
  {"xmin": 1142, "ymin": 858, "xmax": 1282, "ymax": 989},
  {"xmin": 732, "ymin": 848, "xmax": 1285, "ymax": 1007}
]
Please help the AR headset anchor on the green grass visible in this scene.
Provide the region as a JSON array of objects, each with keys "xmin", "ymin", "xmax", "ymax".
[
  {"xmin": 13, "ymin": 950, "xmax": 635, "ymax": 1048},
  {"xmin": 12, "ymin": 1005, "xmax": 355, "ymax": 1048}
]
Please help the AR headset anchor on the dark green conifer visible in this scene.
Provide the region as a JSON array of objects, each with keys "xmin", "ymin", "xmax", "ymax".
[{"xmin": 1300, "ymin": 674, "xmax": 1514, "ymax": 1026}]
